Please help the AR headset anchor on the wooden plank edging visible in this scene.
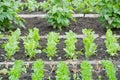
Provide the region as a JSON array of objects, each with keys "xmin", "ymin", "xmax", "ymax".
[
  {"xmin": 0, "ymin": 60, "xmax": 119, "ymax": 65},
  {"xmin": 18, "ymin": 14, "xmax": 99, "ymax": 18},
  {"xmin": 1, "ymin": 34, "xmax": 120, "ymax": 40}
]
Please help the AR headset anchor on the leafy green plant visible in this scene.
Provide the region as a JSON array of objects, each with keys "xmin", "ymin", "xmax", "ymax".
[
  {"xmin": 2, "ymin": 29, "xmax": 21, "ymax": 59},
  {"xmin": 40, "ymin": 0, "xmax": 74, "ymax": 30},
  {"xmin": 64, "ymin": 30, "xmax": 77, "ymax": 59},
  {"xmin": 82, "ymin": 29, "xmax": 97, "ymax": 59},
  {"xmin": 23, "ymin": 0, "xmax": 40, "ymax": 12},
  {"xmin": 0, "ymin": 0, "xmax": 24, "ymax": 31},
  {"xmin": 98, "ymin": 0, "xmax": 120, "ymax": 28},
  {"xmin": 56, "ymin": 61, "xmax": 70, "ymax": 80},
  {"xmin": 105, "ymin": 29, "xmax": 120, "ymax": 56},
  {"xmin": 23, "ymin": 28, "xmax": 41, "ymax": 58},
  {"xmin": 80, "ymin": 61, "xmax": 93, "ymax": 80},
  {"xmin": 102, "ymin": 60, "xmax": 117, "ymax": 80},
  {"xmin": 43, "ymin": 32, "xmax": 59, "ymax": 60},
  {"xmin": 8, "ymin": 60, "xmax": 26, "ymax": 80},
  {"xmin": 72, "ymin": 0, "xmax": 100, "ymax": 13},
  {"xmin": 32, "ymin": 59, "xmax": 44, "ymax": 80}
]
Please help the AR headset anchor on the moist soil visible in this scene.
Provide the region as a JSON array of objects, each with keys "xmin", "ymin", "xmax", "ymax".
[{"xmin": 19, "ymin": 17, "xmax": 120, "ymax": 36}]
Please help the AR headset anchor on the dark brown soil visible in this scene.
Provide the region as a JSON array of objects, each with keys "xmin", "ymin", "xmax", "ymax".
[{"xmin": 19, "ymin": 17, "xmax": 120, "ymax": 36}]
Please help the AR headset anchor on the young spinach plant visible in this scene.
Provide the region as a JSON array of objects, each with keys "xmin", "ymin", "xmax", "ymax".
[
  {"xmin": 3, "ymin": 29, "xmax": 21, "ymax": 59},
  {"xmin": 23, "ymin": 28, "xmax": 41, "ymax": 59},
  {"xmin": 8, "ymin": 60, "xmax": 26, "ymax": 80},
  {"xmin": 64, "ymin": 30, "xmax": 77, "ymax": 59},
  {"xmin": 98, "ymin": 0, "xmax": 120, "ymax": 28},
  {"xmin": 23, "ymin": 0, "xmax": 40, "ymax": 12},
  {"xmin": 102, "ymin": 60, "xmax": 117, "ymax": 80},
  {"xmin": 0, "ymin": 0, "xmax": 24, "ymax": 31},
  {"xmin": 80, "ymin": 61, "xmax": 93, "ymax": 80},
  {"xmin": 32, "ymin": 59, "xmax": 44, "ymax": 80},
  {"xmin": 105, "ymin": 29, "xmax": 120, "ymax": 56},
  {"xmin": 40, "ymin": 0, "xmax": 74, "ymax": 30},
  {"xmin": 72, "ymin": 0, "xmax": 100, "ymax": 14},
  {"xmin": 43, "ymin": 32, "xmax": 59, "ymax": 60},
  {"xmin": 82, "ymin": 29, "xmax": 97, "ymax": 59},
  {"xmin": 56, "ymin": 61, "xmax": 70, "ymax": 80}
]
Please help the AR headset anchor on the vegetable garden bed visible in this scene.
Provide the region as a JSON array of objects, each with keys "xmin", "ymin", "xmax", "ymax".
[
  {"xmin": 1, "ymin": 0, "xmax": 120, "ymax": 79},
  {"xmin": 0, "ymin": 16, "xmax": 120, "ymax": 80},
  {"xmin": 1, "ymin": 37, "xmax": 120, "ymax": 61}
]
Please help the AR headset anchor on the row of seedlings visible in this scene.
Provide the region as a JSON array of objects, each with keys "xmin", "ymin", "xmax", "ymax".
[
  {"xmin": 43, "ymin": 32, "xmax": 59, "ymax": 60},
  {"xmin": 64, "ymin": 31, "xmax": 77, "ymax": 59},
  {"xmin": 0, "ymin": 60, "xmax": 117, "ymax": 80},
  {"xmin": 1, "ymin": 28, "xmax": 120, "ymax": 60},
  {"xmin": 2, "ymin": 29, "xmax": 21, "ymax": 60},
  {"xmin": 23, "ymin": 28, "xmax": 41, "ymax": 59}
]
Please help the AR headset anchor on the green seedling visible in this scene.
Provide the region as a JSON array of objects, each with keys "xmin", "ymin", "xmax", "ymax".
[
  {"xmin": 3, "ymin": 29, "xmax": 21, "ymax": 59},
  {"xmin": 102, "ymin": 60, "xmax": 117, "ymax": 80},
  {"xmin": 8, "ymin": 60, "xmax": 26, "ymax": 80},
  {"xmin": 82, "ymin": 29, "xmax": 97, "ymax": 59},
  {"xmin": 43, "ymin": 32, "xmax": 59, "ymax": 60},
  {"xmin": 32, "ymin": 60, "xmax": 44, "ymax": 80},
  {"xmin": 80, "ymin": 61, "xmax": 93, "ymax": 80},
  {"xmin": 24, "ymin": 28, "xmax": 41, "ymax": 58},
  {"xmin": 105, "ymin": 29, "xmax": 120, "ymax": 56},
  {"xmin": 56, "ymin": 61, "xmax": 70, "ymax": 80},
  {"xmin": 64, "ymin": 30, "xmax": 77, "ymax": 59}
]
